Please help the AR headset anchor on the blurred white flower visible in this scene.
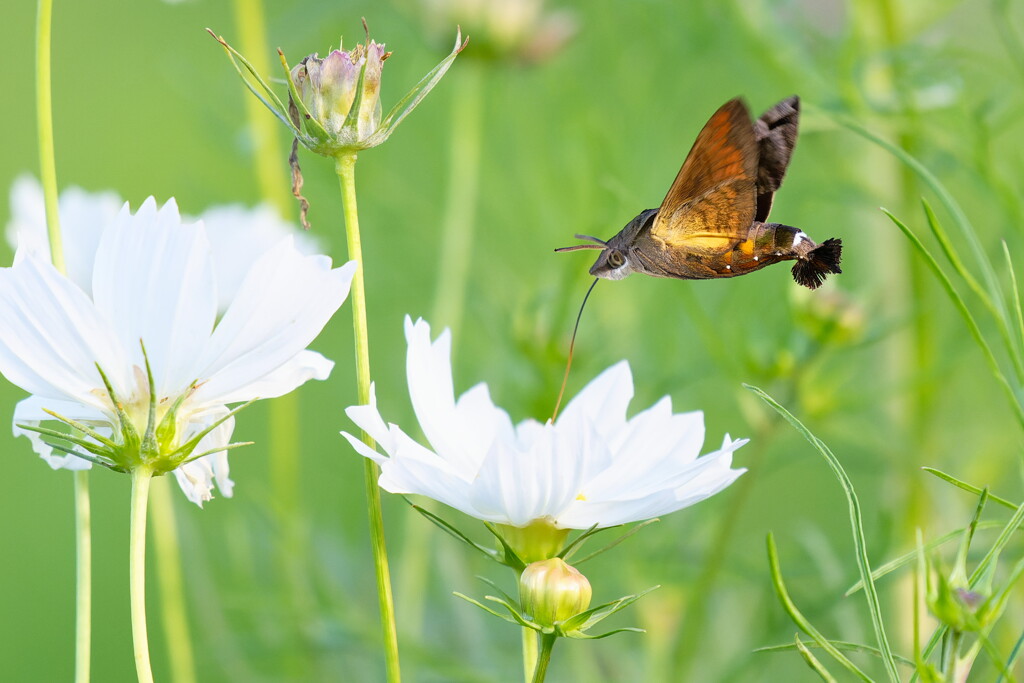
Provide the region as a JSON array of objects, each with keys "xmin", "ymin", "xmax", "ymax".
[
  {"xmin": 420, "ymin": 0, "xmax": 576, "ymax": 63},
  {"xmin": 7, "ymin": 176, "xmax": 321, "ymax": 311},
  {"xmin": 344, "ymin": 317, "xmax": 746, "ymax": 531},
  {"xmin": 0, "ymin": 193, "xmax": 355, "ymax": 505}
]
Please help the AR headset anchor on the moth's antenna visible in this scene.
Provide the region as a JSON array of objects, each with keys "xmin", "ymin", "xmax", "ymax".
[
  {"xmin": 554, "ymin": 234, "xmax": 608, "ymax": 252},
  {"xmin": 551, "ymin": 277, "xmax": 599, "ymax": 422}
]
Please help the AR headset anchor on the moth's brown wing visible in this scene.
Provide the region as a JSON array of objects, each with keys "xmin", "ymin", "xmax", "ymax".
[
  {"xmin": 754, "ymin": 95, "xmax": 799, "ymax": 222},
  {"xmin": 649, "ymin": 98, "xmax": 759, "ymax": 255}
]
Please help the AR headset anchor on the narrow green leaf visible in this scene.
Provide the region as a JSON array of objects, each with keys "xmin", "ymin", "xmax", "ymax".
[
  {"xmin": 750, "ymin": 386, "xmax": 899, "ymax": 681},
  {"xmin": 846, "ymin": 521, "xmax": 1005, "ymax": 595},
  {"xmin": 42, "ymin": 441, "xmax": 117, "ymax": 470},
  {"xmin": 755, "ymin": 641, "xmax": 915, "ymax": 667},
  {"xmin": 765, "ymin": 533, "xmax": 873, "ymax": 682},
  {"xmin": 922, "ymin": 200, "xmax": 1024, "ymax": 382},
  {"xmin": 922, "ymin": 467, "xmax": 1020, "ymax": 510},
  {"xmin": 1003, "ymin": 240, "xmax": 1024, "ymax": 371},
  {"xmin": 882, "ymin": 210, "xmax": 1024, "ymax": 430},
  {"xmin": 794, "ymin": 634, "xmax": 839, "ymax": 682},
  {"xmin": 996, "ymin": 629, "xmax": 1024, "ymax": 682},
  {"xmin": 832, "ymin": 109, "xmax": 1009, "ymax": 327}
]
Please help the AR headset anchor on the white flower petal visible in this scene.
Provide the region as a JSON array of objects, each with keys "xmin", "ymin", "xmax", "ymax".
[
  {"xmin": 198, "ymin": 203, "xmax": 322, "ymax": 309},
  {"xmin": 347, "ymin": 318, "xmax": 747, "ymax": 531},
  {"xmin": 7, "ymin": 175, "xmax": 121, "ymax": 293},
  {"xmin": 193, "ymin": 243, "xmax": 356, "ymax": 407},
  {"xmin": 173, "ymin": 412, "xmax": 236, "ymax": 507},
  {"xmin": 92, "ymin": 198, "xmax": 217, "ymax": 398},
  {"xmin": 404, "ymin": 316, "xmax": 514, "ymax": 474},
  {"xmin": 0, "ymin": 254, "xmax": 131, "ymax": 404},
  {"xmin": 12, "ymin": 395, "xmax": 107, "ymax": 470}
]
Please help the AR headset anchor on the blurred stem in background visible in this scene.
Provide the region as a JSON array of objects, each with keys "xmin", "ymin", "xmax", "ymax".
[
  {"xmin": 430, "ymin": 60, "xmax": 484, "ymax": 336},
  {"xmin": 229, "ymin": 1, "xmax": 315, "ymax": 677},
  {"xmin": 336, "ymin": 151, "xmax": 402, "ymax": 683},
  {"xmin": 35, "ymin": 1, "xmax": 91, "ymax": 682},
  {"xmin": 398, "ymin": 59, "xmax": 485, "ymax": 653},
  {"xmin": 149, "ymin": 479, "xmax": 196, "ymax": 683}
]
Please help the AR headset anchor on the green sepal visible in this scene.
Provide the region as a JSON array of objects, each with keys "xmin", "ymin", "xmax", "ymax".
[
  {"xmin": 407, "ymin": 503, "xmax": 502, "ymax": 563},
  {"xmin": 559, "ymin": 585, "xmax": 657, "ymax": 634},
  {"xmin": 563, "ymin": 519, "xmax": 659, "ymax": 565},
  {"xmin": 452, "ymin": 592, "xmax": 530, "ymax": 628},
  {"xmin": 368, "ymin": 30, "xmax": 468, "ymax": 147},
  {"xmin": 207, "ymin": 29, "xmax": 299, "ymax": 136},
  {"xmin": 483, "ymin": 522, "xmax": 527, "ymax": 572}
]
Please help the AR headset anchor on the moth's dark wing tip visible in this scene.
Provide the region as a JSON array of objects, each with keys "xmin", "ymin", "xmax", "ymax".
[{"xmin": 791, "ymin": 238, "xmax": 843, "ymax": 289}]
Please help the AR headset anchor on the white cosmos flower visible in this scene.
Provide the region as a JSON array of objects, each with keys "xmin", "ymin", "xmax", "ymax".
[
  {"xmin": 0, "ymin": 193, "xmax": 355, "ymax": 505},
  {"xmin": 343, "ymin": 317, "xmax": 747, "ymax": 532},
  {"xmin": 7, "ymin": 175, "xmax": 322, "ymax": 311}
]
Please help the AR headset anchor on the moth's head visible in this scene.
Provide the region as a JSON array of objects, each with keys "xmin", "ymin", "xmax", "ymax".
[
  {"xmin": 588, "ymin": 247, "xmax": 633, "ymax": 280},
  {"xmin": 556, "ymin": 211, "xmax": 657, "ymax": 281},
  {"xmin": 555, "ymin": 234, "xmax": 633, "ymax": 280}
]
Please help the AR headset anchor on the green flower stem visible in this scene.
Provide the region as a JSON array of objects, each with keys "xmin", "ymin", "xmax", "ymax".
[
  {"xmin": 335, "ymin": 152, "xmax": 401, "ymax": 683},
  {"xmin": 73, "ymin": 470, "xmax": 91, "ymax": 683},
  {"xmin": 36, "ymin": 0, "xmax": 64, "ymax": 272},
  {"xmin": 149, "ymin": 477, "xmax": 196, "ymax": 683},
  {"xmin": 522, "ymin": 627, "xmax": 539, "ymax": 683},
  {"xmin": 531, "ymin": 633, "xmax": 556, "ymax": 683},
  {"xmin": 130, "ymin": 466, "xmax": 155, "ymax": 683},
  {"xmin": 37, "ymin": 3, "xmax": 88, "ymax": 682}
]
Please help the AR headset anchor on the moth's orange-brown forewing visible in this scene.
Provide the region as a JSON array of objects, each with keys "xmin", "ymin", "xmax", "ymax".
[{"xmin": 650, "ymin": 99, "xmax": 760, "ymax": 250}]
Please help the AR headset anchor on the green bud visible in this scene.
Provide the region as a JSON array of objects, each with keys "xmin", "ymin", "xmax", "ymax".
[
  {"xmin": 497, "ymin": 517, "xmax": 569, "ymax": 564},
  {"xmin": 927, "ymin": 562, "xmax": 984, "ymax": 633},
  {"xmin": 519, "ymin": 558, "xmax": 592, "ymax": 628}
]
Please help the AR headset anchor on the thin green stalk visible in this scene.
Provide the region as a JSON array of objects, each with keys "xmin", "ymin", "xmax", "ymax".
[
  {"xmin": 430, "ymin": 60, "xmax": 483, "ymax": 335},
  {"xmin": 230, "ymin": 2, "xmax": 315, "ymax": 670},
  {"xmin": 36, "ymin": 0, "xmax": 64, "ymax": 272},
  {"xmin": 37, "ymin": 3, "xmax": 88, "ymax": 681},
  {"xmin": 335, "ymin": 152, "xmax": 401, "ymax": 683},
  {"xmin": 522, "ymin": 627, "xmax": 539, "ymax": 683},
  {"xmin": 531, "ymin": 633, "xmax": 556, "ymax": 683},
  {"xmin": 74, "ymin": 471, "xmax": 90, "ymax": 683},
  {"xmin": 130, "ymin": 467, "xmax": 155, "ymax": 683},
  {"xmin": 399, "ymin": 59, "xmax": 485, "ymax": 647},
  {"xmin": 230, "ymin": 0, "xmax": 291, "ymax": 215},
  {"xmin": 149, "ymin": 477, "xmax": 196, "ymax": 683}
]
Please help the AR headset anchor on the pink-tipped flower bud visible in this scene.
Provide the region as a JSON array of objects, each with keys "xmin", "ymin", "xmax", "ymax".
[{"xmin": 519, "ymin": 558, "xmax": 592, "ymax": 627}]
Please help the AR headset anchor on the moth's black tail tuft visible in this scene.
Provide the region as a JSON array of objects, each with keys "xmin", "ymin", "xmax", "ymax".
[{"xmin": 792, "ymin": 238, "xmax": 843, "ymax": 289}]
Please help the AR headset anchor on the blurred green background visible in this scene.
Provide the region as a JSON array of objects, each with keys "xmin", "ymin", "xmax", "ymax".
[{"xmin": 2, "ymin": 0, "xmax": 1024, "ymax": 680}]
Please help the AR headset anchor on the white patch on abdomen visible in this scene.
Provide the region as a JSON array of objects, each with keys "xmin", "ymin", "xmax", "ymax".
[{"xmin": 792, "ymin": 232, "xmax": 809, "ymax": 248}]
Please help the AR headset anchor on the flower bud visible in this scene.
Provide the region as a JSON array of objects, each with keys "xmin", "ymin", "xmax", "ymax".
[
  {"xmin": 498, "ymin": 517, "xmax": 570, "ymax": 564},
  {"xmin": 519, "ymin": 558, "xmax": 592, "ymax": 627},
  {"xmin": 927, "ymin": 563, "xmax": 985, "ymax": 633},
  {"xmin": 290, "ymin": 41, "xmax": 389, "ymax": 149}
]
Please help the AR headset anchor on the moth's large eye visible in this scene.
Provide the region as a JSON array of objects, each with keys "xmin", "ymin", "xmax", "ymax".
[{"xmin": 607, "ymin": 251, "xmax": 625, "ymax": 268}]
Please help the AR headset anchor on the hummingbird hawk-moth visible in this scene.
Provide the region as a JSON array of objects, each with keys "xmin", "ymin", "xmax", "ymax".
[{"xmin": 557, "ymin": 96, "xmax": 842, "ymax": 289}]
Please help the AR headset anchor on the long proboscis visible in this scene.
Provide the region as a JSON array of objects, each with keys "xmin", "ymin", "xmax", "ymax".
[
  {"xmin": 551, "ymin": 277, "xmax": 600, "ymax": 422},
  {"xmin": 554, "ymin": 234, "xmax": 609, "ymax": 252}
]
